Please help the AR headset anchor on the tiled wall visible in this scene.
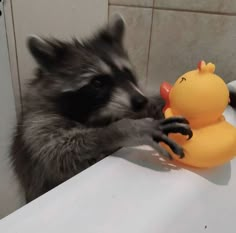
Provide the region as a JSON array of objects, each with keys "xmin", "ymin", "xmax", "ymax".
[
  {"xmin": 109, "ymin": 0, "xmax": 236, "ymax": 89},
  {"xmin": 4, "ymin": 0, "xmax": 108, "ymax": 115}
]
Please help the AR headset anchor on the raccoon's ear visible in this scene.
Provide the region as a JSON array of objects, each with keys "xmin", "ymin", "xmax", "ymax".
[
  {"xmin": 27, "ymin": 35, "xmax": 56, "ymax": 69},
  {"xmin": 108, "ymin": 14, "xmax": 126, "ymax": 43}
]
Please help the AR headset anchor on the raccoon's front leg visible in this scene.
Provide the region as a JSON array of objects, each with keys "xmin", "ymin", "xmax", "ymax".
[
  {"xmin": 117, "ymin": 116, "xmax": 192, "ymax": 159},
  {"xmin": 33, "ymin": 116, "xmax": 191, "ymax": 181}
]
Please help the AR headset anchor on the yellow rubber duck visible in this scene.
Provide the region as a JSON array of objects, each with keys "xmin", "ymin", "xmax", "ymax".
[{"xmin": 160, "ymin": 61, "xmax": 236, "ymax": 168}]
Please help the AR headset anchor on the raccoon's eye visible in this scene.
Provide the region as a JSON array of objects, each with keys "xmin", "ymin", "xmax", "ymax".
[
  {"xmin": 91, "ymin": 77, "xmax": 107, "ymax": 89},
  {"xmin": 92, "ymin": 80, "xmax": 103, "ymax": 88}
]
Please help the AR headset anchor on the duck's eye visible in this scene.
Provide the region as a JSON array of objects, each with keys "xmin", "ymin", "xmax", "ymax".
[{"xmin": 179, "ymin": 77, "xmax": 186, "ymax": 83}]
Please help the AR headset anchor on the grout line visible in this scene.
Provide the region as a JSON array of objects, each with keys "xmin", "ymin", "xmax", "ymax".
[
  {"xmin": 10, "ymin": 0, "xmax": 23, "ymax": 116},
  {"xmin": 107, "ymin": 0, "xmax": 109, "ymax": 22},
  {"xmin": 154, "ymin": 7, "xmax": 236, "ymax": 16},
  {"xmin": 109, "ymin": 3, "xmax": 236, "ymax": 16},
  {"xmin": 3, "ymin": 2, "xmax": 17, "ymax": 117},
  {"xmin": 145, "ymin": 0, "xmax": 154, "ymax": 88},
  {"xmin": 109, "ymin": 3, "xmax": 153, "ymax": 9}
]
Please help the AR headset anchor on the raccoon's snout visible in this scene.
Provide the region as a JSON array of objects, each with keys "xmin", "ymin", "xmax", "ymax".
[{"xmin": 131, "ymin": 95, "xmax": 148, "ymax": 112}]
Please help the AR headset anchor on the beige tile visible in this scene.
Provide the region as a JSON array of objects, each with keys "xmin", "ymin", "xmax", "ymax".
[
  {"xmin": 110, "ymin": 0, "xmax": 153, "ymax": 7},
  {"xmin": 11, "ymin": 0, "xmax": 108, "ymax": 94},
  {"xmin": 155, "ymin": 0, "xmax": 236, "ymax": 14},
  {"xmin": 109, "ymin": 6, "xmax": 153, "ymax": 81},
  {"xmin": 147, "ymin": 10, "xmax": 236, "ymax": 89}
]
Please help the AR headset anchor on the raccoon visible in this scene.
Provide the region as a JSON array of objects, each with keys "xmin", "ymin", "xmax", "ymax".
[{"xmin": 10, "ymin": 15, "xmax": 192, "ymax": 202}]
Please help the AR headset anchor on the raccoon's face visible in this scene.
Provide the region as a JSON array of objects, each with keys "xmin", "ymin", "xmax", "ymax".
[{"xmin": 27, "ymin": 15, "xmax": 148, "ymax": 126}]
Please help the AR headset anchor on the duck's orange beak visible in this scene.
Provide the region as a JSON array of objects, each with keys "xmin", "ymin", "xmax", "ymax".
[{"xmin": 160, "ymin": 82, "xmax": 172, "ymax": 112}]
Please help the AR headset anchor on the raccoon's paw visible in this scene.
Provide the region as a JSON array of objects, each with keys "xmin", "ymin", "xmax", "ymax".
[
  {"xmin": 152, "ymin": 133, "xmax": 185, "ymax": 159},
  {"xmin": 153, "ymin": 116, "xmax": 192, "ymax": 159},
  {"xmin": 158, "ymin": 116, "xmax": 192, "ymax": 139}
]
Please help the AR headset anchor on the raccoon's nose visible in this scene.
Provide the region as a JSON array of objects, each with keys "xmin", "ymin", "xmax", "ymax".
[{"xmin": 131, "ymin": 95, "xmax": 148, "ymax": 112}]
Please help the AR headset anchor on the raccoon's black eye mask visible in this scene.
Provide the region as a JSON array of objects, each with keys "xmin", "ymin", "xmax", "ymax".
[
  {"xmin": 55, "ymin": 74, "xmax": 115, "ymax": 123},
  {"xmin": 90, "ymin": 75, "xmax": 113, "ymax": 89},
  {"xmin": 59, "ymin": 74, "xmax": 113, "ymax": 94}
]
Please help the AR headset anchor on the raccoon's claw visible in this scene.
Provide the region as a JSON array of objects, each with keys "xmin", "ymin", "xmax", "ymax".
[
  {"xmin": 159, "ymin": 116, "xmax": 189, "ymax": 125},
  {"xmin": 152, "ymin": 116, "xmax": 192, "ymax": 159},
  {"xmin": 152, "ymin": 133, "xmax": 185, "ymax": 159},
  {"xmin": 159, "ymin": 116, "xmax": 193, "ymax": 140},
  {"xmin": 160, "ymin": 122, "xmax": 193, "ymax": 140}
]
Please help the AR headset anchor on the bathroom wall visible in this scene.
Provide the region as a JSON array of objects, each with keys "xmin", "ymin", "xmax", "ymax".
[
  {"xmin": 0, "ymin": 1, "xmax": 25, "ymax": 218},
  {"xmin": 4, "ymin": 0, "xmax": 108, "ymax": 116},
  {"xmin": 109, "ymin": 0, "xmax": 236, "ymax": 88}
]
